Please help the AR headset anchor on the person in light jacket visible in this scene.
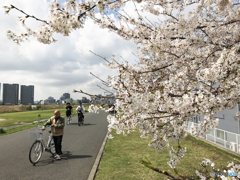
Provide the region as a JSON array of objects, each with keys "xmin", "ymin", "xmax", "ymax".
[{"xmin": 42, "ymin": 109, "xmax": 65, "ymax": 160}]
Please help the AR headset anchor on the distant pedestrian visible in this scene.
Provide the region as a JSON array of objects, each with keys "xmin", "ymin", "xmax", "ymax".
[
  {"xmin": 66, "ymin": 102, "xmax": 73, "ymax": 120},
  {"xmin": 42, "ymin": 110, "xmax": 65, "ymax": 160}
]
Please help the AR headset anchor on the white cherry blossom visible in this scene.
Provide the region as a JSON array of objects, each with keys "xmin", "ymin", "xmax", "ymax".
[{"xmin": 5, "ymin": 0, "xmax": 240, "ymax": 177}]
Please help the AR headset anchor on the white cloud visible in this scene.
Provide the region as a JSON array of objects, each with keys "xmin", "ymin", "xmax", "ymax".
[{"xmin": 0, "ymin": 0, "xmax": 137, "ymax": 101}]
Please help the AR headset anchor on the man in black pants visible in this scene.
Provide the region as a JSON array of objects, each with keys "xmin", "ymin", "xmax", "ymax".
[
  {"xmin": 66, "ymin": 102, "xmax": 73, "ymax": 123},
  {"xmin": 42, "ymin": 110, "xmax": 65, "ymax": 160}
]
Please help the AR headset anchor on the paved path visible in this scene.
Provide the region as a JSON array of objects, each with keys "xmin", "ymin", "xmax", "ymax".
[
  {"xmin": 2, "ymin": 118, "xmax": 49, "ymax": 130},
  {"xmin": 0, "ymin": 110, "xmax": 108, "ymax": 180}
]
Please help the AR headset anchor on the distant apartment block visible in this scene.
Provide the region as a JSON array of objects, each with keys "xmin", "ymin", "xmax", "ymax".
[
  {"xmin": 63, "ymin": 93, "xmax": 70, "ymax": 99},
  {"xmin": 90, "ymin": 93, "xmax": 115, "ymax": 104},
  {"xmin": 20, "ymin": 85, "xmax": 34, "ymax": 105},
  {"xmin": 3, "ymin": 83, "xmax": 19, "ymax": 105},
  {"xmin": 82, "ymin": 97, "xmax": 87, "ymax": 103},
  {"xmin": 74, "ymin": 99, "xmax": 81, "ymax": 104},
  {"xmin": 65, "ymin": 98, "xmax": 74, "ymax": 104},
  {"xmin": 82, "ymin": 97, "xmax": 90, "ymax": 103},
  {"xmin": 59, "ymin": 93, "xmax": 70, "ymax": 102},
  {"xmin": 46, "ymin": 96, "xmax": 56, "ymax": 104}
]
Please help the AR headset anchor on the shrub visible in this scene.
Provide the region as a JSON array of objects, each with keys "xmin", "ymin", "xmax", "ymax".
[
  {"xmin": 36, "ymin": 105, "xmax": 42, "ymax": 110},
  {"xmin": 26, "ymin": 105, "xmax": 32, "ymax": 111},
  {"xmin": 0, "ymin": 128, "xmax": 6, "ymax": 134}
]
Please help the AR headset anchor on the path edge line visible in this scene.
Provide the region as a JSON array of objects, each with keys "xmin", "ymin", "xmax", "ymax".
[{"xmin": 87, "ymin": 132, "xmax": 108, "ymax": 180}]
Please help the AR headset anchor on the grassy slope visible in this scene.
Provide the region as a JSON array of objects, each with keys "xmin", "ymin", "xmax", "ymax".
[{"xmin": 95, "ymin": 130, "xmax": 240, "ymax": 180}]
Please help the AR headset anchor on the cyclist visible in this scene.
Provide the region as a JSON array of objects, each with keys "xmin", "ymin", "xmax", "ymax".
[
  {"xmin": 42, "ymin": 110, "xmax": 65, "ymax": 160},
  {"xmin": 66, "ymin": 102, "xmax": 73, "ymax": 123},
  {"xmin": 76, "ymin": 102, "xmax": 85, "ymax": 123}
]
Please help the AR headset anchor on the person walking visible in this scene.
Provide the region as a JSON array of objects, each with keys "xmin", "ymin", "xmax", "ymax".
[
  {"xmin": 66, "ymin": 102, "xmax": 73, "ymax": 122},
  {"xmin": 42, "ymin": 110, "xmax": 65, "ymax": 160}
]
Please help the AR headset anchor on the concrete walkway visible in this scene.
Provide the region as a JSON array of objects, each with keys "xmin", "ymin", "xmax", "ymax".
[
  {"xmin": 1, "ymin": 114, "xmax": 77, "ymax": 130},
  {"xmin": 1, "ymin": 118, "xmax": 49, "ymax": 130},
  {"xmin": 0, "ymin": 111, "xmax": 109, "ymax": 180}
]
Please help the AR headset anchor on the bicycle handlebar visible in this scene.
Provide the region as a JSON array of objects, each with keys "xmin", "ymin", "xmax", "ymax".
[{"xmin": 37, "ymin": 123, "xmax": 50, "ymax": 131}]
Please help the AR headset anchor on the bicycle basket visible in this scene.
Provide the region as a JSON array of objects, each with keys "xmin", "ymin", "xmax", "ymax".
[{"xmin": 28, "ymin": 130, "xmax": 46, "ymax": 140}]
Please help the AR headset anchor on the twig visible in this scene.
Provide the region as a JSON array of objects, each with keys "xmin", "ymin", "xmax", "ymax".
[
  {"xmin": 10, "ymin": 4, "xmax": 49, "ymax": 24},
  {"xmin": 73, "ymin": 89, "xmax": 123, "ymax": 99},
  {"xmin": 89, "ymin": 50, "xmax": 110, "ymax": 63},
  {"xmin": 97, "ymin": 85, "xmax": 115, "ymax": 94},
  {"xmin": 90, "ymin": 72, "xmax": 110, "ymax": 86}
]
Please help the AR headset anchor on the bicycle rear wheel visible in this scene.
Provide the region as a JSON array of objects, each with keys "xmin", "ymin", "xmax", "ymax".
[
  {"xmin": 66, "ymin": 116, "xmax": 69, "ymax": 125},
  {"xmin": 50, "ymin": 138, "xmax": 55, "ymax": 155},
  {"xmin": 29, "ymin": 140, "xmax": 43, "ymax": 165}
]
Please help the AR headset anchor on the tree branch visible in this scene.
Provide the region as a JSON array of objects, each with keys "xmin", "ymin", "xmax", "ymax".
[
  {"xmin": 10, "ymin": 4, "xmax": 49, "ymax": 24},
  {"xmin": 73, "ymin": 89, "xmax": 122, "ymax": 99}
]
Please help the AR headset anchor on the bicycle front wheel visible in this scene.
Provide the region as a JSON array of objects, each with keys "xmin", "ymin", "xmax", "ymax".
[
  {"xmin": 29, "ymin": 140, "xmax": 43, "ymax": 165},
  {"xmin": 78, "ymin": 116, "xmax": 82, "ymax": 126}
]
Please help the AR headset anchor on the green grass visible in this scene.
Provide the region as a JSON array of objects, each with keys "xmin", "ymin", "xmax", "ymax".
[
  {"xmin": 0, "ymin": 105, "xmax": 90, "ymax": 136},
  {"xmin": 0, "ymin": 106, "xmax": 89, "ymax": 127},
  {"xmin": 95, "ymin": 130, "xmax": 240, "ymax": 180},
  {"xmin": 0, "ymin": 108, "xmax": 66, "ymax": 127}
]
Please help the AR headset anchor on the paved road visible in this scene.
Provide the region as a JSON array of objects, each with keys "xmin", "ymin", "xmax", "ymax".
[{"xmin": 0, "ymin": 110, "xmax": 109, "ymax": 180}]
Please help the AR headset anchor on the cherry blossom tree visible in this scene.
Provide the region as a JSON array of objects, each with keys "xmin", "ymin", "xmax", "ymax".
[{"xmin": 4, "ymin": 0, "xmax": 240, "ymax": 179}]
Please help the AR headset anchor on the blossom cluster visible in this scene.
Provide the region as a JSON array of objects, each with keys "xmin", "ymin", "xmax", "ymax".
[
  {"xmin": 167, "ymin": 146, "xmax": 187, "ymax": 168},
  {"xmin": 88, "ymin": 104, "xmax": 100, "ymax": 113},
  {"xmin": 5, "ymin": 0, "xmax": 240, "ymax": 170},
  {"xmin": 196, "ymin": 159, "xmax": 240, "ymax": 180}
]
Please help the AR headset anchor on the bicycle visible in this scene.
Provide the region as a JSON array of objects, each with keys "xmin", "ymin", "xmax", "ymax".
[
  {"xmin": 77, "ymin": 111, "xmax": 84, "ymax": 126},
  {"xmin": 108, "ymin": 105, "xmax": 117, "ymax": 115},
  {"xmin": 66, "ymin": 114, "xmax": 72, "ymax": 125},
  {"xmin": 28, "ymin": 124, "xmax": 55, "ymax": 165}
]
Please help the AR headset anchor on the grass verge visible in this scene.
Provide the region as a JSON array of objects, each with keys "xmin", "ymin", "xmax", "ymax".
[{"xmin": 95, "ymin": 130, "xmax": 240, "ymax": 180}]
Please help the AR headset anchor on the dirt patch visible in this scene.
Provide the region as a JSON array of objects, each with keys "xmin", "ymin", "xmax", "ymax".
[{"xmin": 0, "ymin": 119, "xmax": 6, "ymax": 121}]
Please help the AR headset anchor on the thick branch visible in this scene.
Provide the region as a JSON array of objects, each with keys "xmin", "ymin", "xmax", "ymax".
[
  {"xmin": 140, "ymin": 159, "xmax": 181, "ymax": 180},
  {"xmin": 139, "ymin": 63, "xmax": 173, "ymax": 74}
]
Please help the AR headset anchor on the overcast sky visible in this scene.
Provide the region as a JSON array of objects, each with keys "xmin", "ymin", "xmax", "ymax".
[{"xmin": 0, "ymin": 0, "xmax": 140, "ymax": 101}]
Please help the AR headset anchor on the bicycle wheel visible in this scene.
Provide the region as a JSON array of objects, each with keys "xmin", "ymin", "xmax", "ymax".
[
  {"xmin": 66, "ymin": 116, "xmax": 69, "ymax": 125},
  {"xmin": 81, "ymin": 117, "xmax": 84, "ymax": 125},
  {"xmin": 78, "ymin": 115, "xmax": 82, "ymax": 126},
  {"xmin": 49, "ymin": 138, "xmax": 55, "ymax": 155},
  {"xmin": 29, "ymin": 140, "xmax": 43, "ymax": 165}
]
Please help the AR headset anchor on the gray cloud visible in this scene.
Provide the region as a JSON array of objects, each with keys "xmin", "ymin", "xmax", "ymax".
[{"xmin": 0, "ymin": 0, "xmax": 137, "ymax": 100}]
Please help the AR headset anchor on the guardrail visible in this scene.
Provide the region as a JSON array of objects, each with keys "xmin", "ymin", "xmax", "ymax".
[{"xmin": 184, "ymin": 122, "xmax": 240, "ymax": 153}]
